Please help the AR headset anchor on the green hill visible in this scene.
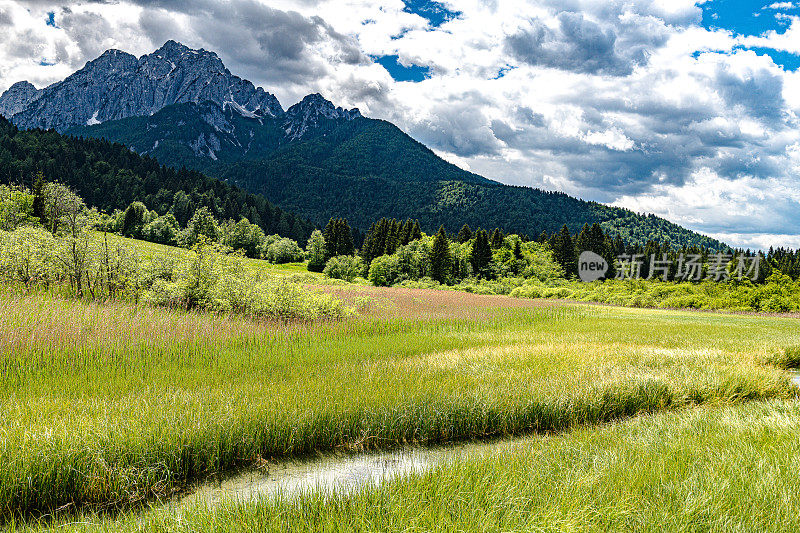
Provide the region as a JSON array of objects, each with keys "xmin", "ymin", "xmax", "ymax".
[{"xmin": 69, "ymin": 100, "xmax": 726, "ymax": 249}]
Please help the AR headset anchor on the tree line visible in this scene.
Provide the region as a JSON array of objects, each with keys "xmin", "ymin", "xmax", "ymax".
[{"xmin": 0, "ymin": 116, "xmax": 314, "ymax": 243}]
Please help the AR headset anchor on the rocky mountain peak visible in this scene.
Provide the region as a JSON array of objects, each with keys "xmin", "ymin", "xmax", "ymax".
[
  {"xmin": 0, "ymin": 81, "xmax": 41, "ymax": 118},
  {"xmin": 6, "ymin": 41, "xmax": 284, "ymax": 131},
  {"xmin": 284, "ymin": 93, "xmax": 361, "ymax": 139}
]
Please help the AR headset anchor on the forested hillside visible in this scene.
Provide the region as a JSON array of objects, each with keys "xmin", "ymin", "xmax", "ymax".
[
  {"xmin": 0, "ymin": 116, "xmax": 314, "ymax": 241},
  {"xmin": 71, "ymin": 101, "xmax": 726, "ymax": 250}
]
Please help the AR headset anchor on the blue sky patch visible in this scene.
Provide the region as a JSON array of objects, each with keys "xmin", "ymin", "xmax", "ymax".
[
  {"xmin": 375, "ymin": 54, "xmax": 430, "ymax": 82},
  {"xmin": 45, "ymin": 11, "xmax": 56, "ymax": 27},
  {"xmin": 701, "ymin": 0, "xmax": 800, "ymax": 70},
  {"xmin": 402, "ymin": 0, "xmax": 460, "ymax": 27}
]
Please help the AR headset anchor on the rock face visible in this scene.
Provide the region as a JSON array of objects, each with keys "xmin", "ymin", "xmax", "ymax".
[
  {"xmin": 284, "ymin": 93, "xmax": 362, "ymax": 140},
  {"xmin": 2, "ymin": 40, "xmax": 285, "ymax": 131},
  {"xmin": 0, "ymin": 81, "xmax": 40, "ymax": 118}
]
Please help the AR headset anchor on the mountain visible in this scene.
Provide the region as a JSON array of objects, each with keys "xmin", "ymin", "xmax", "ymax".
[
  {"xmin": 4, "ymin": 41, "xmax": 726, "ymax": 250},
  {"xmin": 0, "ymin": 115, "xmax": 314, "ymax": 241},
  {"xmin": 0, "ymin": 40, "xmax": 282, "ymax": 131},
  {"xmin": 0, "ymin": 81, "xmax": 39, "ymax": 118}
]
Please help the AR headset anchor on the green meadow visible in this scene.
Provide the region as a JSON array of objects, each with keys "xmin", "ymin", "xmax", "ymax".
[
  {"xmin": 2, "ymin": 285, "xmax": 800, "ymax": 528},
  {"xmin": 0, "ymin": 235, "xmax": 799, "ymax": 531}
]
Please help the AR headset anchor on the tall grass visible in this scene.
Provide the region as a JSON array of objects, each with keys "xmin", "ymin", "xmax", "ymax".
[
  {"xmin": 1, "ymin": 291, "xmax": 798, "ymax": 521},
  {"xmin": 119, "ymin": 401, "xmax": 800, "ymax": 533}
]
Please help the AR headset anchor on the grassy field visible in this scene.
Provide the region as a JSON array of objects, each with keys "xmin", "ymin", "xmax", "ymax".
[
  {"xmin": 2, "ymin": 282, "xmax": 800, "ymax": 526},
  {"xmin": 100, "ymin": 400, "xmax": 800, "ymax": 533}
]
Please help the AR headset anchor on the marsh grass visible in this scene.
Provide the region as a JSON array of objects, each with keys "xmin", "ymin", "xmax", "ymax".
[
  {"xmin": 118, "ymin": 401, "xmax": 800, "ymax": 533},
  {"xmin": 765, "ymin": 346, "xmax": 800, "ymax": 369},
  {"xmin": 1, "ymin": 290, "xmax": 799, "ymax": 523}
]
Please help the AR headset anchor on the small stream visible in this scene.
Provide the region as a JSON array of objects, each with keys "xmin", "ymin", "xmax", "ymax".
[
  {"xmin": 181, "ymin": 439, "xmax": 516, "ymax": 506},
  {"xmin": 181, "ymin": 371, "xmax": 800, "ymax": 507}
]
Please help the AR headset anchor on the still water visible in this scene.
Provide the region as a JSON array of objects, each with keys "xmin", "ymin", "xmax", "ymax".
[{"xmin": 181, "ymin": 440, "xmax": 514, "ymax": 506}]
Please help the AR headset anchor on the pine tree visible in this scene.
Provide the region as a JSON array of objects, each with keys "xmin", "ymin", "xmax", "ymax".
[
  {"xmin": 470, "ymin": 229, "xmax": 494, "ymax": 279},
  {"xmin": 550, "ymin": 225, "xmax": 576, "ymax": 277},
  {"xmin": 400, "ymin": 219, "xmax": 414, "ymax": 245},
  {"xmin": 385, "ymin": 219, "xmax": 400, "ymax": 255},
  {"xmin": 409, "ymin": 220, "xmax": 422, "ymax": 242},
  {"xmin": 457, "ymin": 224, "xmax": 473, "ymax": 243},
  {"xmin": 323, "ymin": 218, "xmax": 337, "ymax": 260},
  {"xmin": 32, "ymin": 171, "xmax": 46, "ymax": 223},
  {"xmin": 429, "ymin": 226, "xmax": 452, "ymax": 284},
  {"xmin": 490, "ymin": 228, "xmax": 504, "ymax": 249},
  {"xmin": 336, "ymin": 218, "xmax": 355, "ymax": 256},
  {"xmin": 513, "ymin": 239, "xmax": 523, "ymax": 260}
]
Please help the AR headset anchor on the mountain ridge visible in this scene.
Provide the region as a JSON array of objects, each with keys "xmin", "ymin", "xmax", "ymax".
[{"xmin": 0, "ymin": 40, "xmax": 284, "ymax": 131}]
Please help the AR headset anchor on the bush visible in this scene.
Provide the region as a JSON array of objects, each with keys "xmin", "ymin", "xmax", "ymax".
[
  {"xmin": 142, "ymin": 214, "xmax": 180, "ymax": 246},
  {"xmin": 143, "ymin": 243, "xmax": 351, "ymax": 321},
  {"xmin": 263, "ymin": 237, "xmax": 305, "ymax": 264},
  {"xmin": 324, "ymin": 255, "xmax": 363, "ymax": 282},
  {"xmin": 0, "ymin": 227, "xmax": 58, "ymax": 288},
  {"xmin": 368, "ymin": 254, "xmax": 404, "ymax": 287}
]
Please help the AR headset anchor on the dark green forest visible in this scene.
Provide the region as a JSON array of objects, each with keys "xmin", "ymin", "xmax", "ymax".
[
  {"xmin": 0, "ymin": 116, "xmax": 314, "ymax": 241},
  {"xmin": 70, "ymin": 101, "xmax": 727, "ymax": 251}
]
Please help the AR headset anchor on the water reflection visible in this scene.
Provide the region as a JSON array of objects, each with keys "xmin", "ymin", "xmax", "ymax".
[{"xmin": 181, "ymin": 441, "xmax": 509, "ymax": 506}]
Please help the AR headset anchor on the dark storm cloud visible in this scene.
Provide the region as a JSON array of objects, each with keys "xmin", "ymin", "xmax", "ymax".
[
  {"xmin": 711, "ymin": 62, "xmax": 786, "ymax": 121},
  {"xmin": 58, "ymin": 9, "xmax": 116, "ymax": 65},
  {"xmin": 506, "ymin": 12, "xmax": 634, "ymax": 76},
  {"xmin": 6, "ymin": 29, "xmax": 46, "ymax": 59},
  {"xmin": 408, "ymin": 92, "xmax": 504, "ymax": 157},
  {"xmin": 134, "ymin": 0, "xmax": 367, "ymax": 85}
]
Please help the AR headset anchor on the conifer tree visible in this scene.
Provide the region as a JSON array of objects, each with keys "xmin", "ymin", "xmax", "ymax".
[
  {"xmin": 513, "ymin": 239, "xmax": 523, "ymax": 260},
  {"xmin": 490, "ymin": 228, "xmax": 504, "ymax": 249},
  {"xmin": 409, "ymin": 220, "xmax": 422, "ymax": 242},
  {"xmin": 550, "ymin": 225, "xmax": 576, "ymax": 277},
  {"xmin": 32, "ymin": 171, "xmax": 46, "ymax": 223},
  {"xmin": 337, "ymin": 218, "xmax": 355, "ymax": 256},
  {"xmin": 323, "ymin": 218, "xmax": 337, "ymax": 260},
  {"xmin": 457, "ymin": 224, "xmax": 473, "ymax": 243},
  {"xmin": 429, "ymin": 226, "xmax": 452, "ymax": 284},
  {"xmin": 470, "ymin": 229, "xmax": 494, "ymax": 279},
  {"xmin": 385, "ymin": 219, "xmax": 400, "ymax": 254}
]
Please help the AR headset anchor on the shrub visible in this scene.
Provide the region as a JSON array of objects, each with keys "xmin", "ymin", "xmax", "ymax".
[
  {"xmin": 142, "ymin": 214, "xmax": 180, "ymax": 246},
  {"xmin": 324, "ymin": 255, "xmax": 363, "ymax": 282},
  {"xmin": 264, "ymin": 237, "xmax": 305, "ymax": 264},
  {"xmin": 368, "ymin": 254, "xmax": 404, "ymax": 287},
  {"xmin": 143, "ymin": 243, "xmax": 351, "ymax": 321}
]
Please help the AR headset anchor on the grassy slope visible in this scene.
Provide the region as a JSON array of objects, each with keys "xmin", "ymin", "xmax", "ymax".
[
  {"xmin": 99, "ymin": 232, "xmax": 314, "ymax": 277},
  {"xmin": 1, "ymin": 288, "xmax": 798, "ymax": 521}
]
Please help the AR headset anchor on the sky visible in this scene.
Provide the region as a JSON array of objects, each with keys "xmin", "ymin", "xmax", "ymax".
[{"xmin": 1, "ymin": 0, "xmax": 800, "ymax": 249}]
